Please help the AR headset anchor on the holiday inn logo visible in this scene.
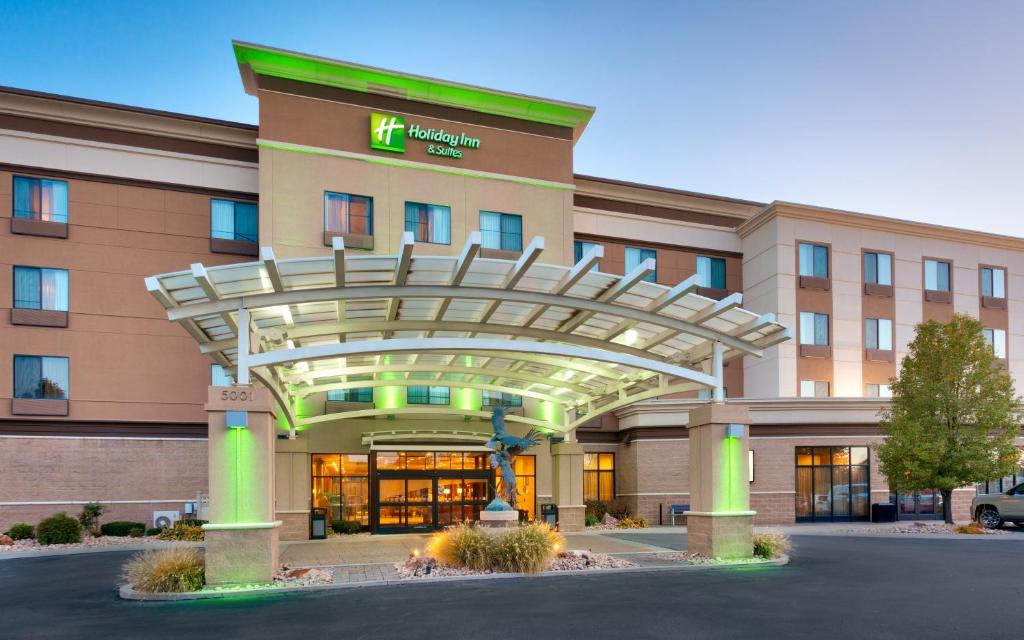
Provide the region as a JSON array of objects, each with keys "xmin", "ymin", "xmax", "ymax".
[
  {"xmin": 369, "ymin": 112, "xmax": 482, "ymax": 159},
  {"xmin": 370, "ymin": 113, "xmax": 405, "ymax": 153}
]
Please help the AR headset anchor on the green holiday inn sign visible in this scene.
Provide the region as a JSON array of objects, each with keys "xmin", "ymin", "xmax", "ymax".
[{"xmin": 370, "ymin": 112, "xmax": 481, "ymax": 159}]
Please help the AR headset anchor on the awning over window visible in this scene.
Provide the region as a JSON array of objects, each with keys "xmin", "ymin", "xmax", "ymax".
[{"xmin": 146, "ymin": 232, "xmax": 789, "ymax": 433}]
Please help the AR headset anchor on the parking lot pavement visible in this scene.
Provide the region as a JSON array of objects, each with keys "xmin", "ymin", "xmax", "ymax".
[{"xmin": 3, "ymin": 534, "xmax": 1024, "ymax": 639}]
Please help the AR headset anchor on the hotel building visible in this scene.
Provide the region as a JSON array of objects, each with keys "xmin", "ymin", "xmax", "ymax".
[{"xmin": 2, "ymin": 42, "xmax": 1022, "ymax": 540}]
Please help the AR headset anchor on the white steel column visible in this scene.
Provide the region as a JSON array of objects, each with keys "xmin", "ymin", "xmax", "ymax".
[
  {"xmin": 237, "ymin": 307, "xmax": 251, "ymax": 385},
  {"xmin": 711, "ymin": 340, "xmax": 724, "ymax": 401}
]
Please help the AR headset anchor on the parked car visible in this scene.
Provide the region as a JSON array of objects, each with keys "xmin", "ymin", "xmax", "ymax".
[{"xmin": 972, "ymin": 482, "xmax": 1024, "ymax": 528}]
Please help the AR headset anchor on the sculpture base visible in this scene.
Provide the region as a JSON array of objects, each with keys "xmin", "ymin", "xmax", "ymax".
[{"xmin": 478, "ymin": 510, "xmax": 519, "ymax": 529}]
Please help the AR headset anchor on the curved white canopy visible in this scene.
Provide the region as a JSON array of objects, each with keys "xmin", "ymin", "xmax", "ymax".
[{"xmin": 146, "ymin": 232, "xmax": 790, "ymax": 433}]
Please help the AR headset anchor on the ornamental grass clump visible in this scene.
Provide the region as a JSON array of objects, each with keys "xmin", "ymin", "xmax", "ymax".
[
  {"xmin": 156, "ymin": 522, "xmax": 204, "ymax": 542},
  {"xmin": 122, "ymin": 546, "xmax": 205, "ymax": 593},
  {"xmin": 752, "ymin": 531, "xmax": 791, "ymax": 559},
  {"xmin": 427, "ymin": 522, "xmax": 564, "ymax": 574},
  {"xmin": 490, "ymin": 523, "xmax": 563, "ymax": 574},
  {"xmin": 428, "ymin": 523, "xmax": 494, "ymax": 571}
]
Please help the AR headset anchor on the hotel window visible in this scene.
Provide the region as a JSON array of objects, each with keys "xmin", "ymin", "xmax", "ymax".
[
  {"xmin": 13, "ymin": 176, "xmax": 68, "ymax": 223},
  {"xmin": 624, "ymin": 247, "xmax": 657, "ymax": 282},
  {"xmin": 583, "ymin": 453, "xmax": 615, "ymax": 502},
  {"xmin": 924, "ymin": 259, "xmax": 951, "ymax": 292},
  {"xmin": 13, "ymin": 355, "xmax": 69, "ymax": 400},
  {"xmin": 327, "ymin": 388, "xmax": 373, "ymax": 403},
  {"xmin": 697, "ymin": 388, "xmax": 728, "ymax": 400},
  {"xmin": 983, "ymin": 328, "xmax": 1007, "ymax": 359},
  {"xmin": 865, "ymin": 383, "xmax": 892, "ymax": 398},
  {"xmin": 795, "ymin": 446, "xmax": 870, "ymax": 522},
  {"xmin": 799, "ymin": 312, "xmax": 829, "ymax": 346},
  {"xmin": 404, "ymin": 202, "xmax": 451, "ymax": 244},
  {"xmin": 211, "ymin": 364, "xmax": 234, "ymax": 386},
  {"xmin": 865, "ymin": 318, "xmax": 893, "ymax": 351},
  {"xmin": 324, "ymin": 192, "xmax": 373, "ymax": 235},
  {"xmin": 407, "ymin": 385, "xmax": 449, "ymax": 405},
  {"xmin": 495, "ymin": 455, "xmax": 536, "ymax": 520},
  {"xmin": 799, "ymin": 243, "xmax": 829, "ymax": 278},
  {"xmin": 573, "ymin": 241, "xmax": 601, "ymax": 271},
  {"xmin": 311, "ymin": 454, "xmax": 370, "ymax": 526},
  {"xmin": 480, "ymin": 211, "xmax": 522, "ymax": 252},
  {"xmin": 211, "ymin": 199, "xmax": 258, "ymax": 243},
  {"xmin": 696, "ymin": 256, "xmax": 726, "ymax": 289},
  {"xmin": 981, "ymin": 267, "xmax": 1006, "ymax": 298},
  {"xmin": 13, "ymin": 267, "xmax": 68, "ymax": 311},
  {"xmin": 800, "ymin": 380, "xmax": 830, "ymax": 398},
  {"xmin": 481, "ymin": 391, "xmax": 523, "ymax": 407},
  {"xmin": 864, "ymin": 252, "xmax": 892, "ymax": 286}
]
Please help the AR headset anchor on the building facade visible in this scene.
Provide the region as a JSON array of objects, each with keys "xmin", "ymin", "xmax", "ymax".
[{"xmin": 1, "ymin": 42, "xmax": 1022, "ymax": 536}]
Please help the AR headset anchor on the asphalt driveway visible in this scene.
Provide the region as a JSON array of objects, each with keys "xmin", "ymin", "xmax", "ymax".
[{"xmin": 2, "ymin": 534, "xmax": 1023, "ymax": 639}]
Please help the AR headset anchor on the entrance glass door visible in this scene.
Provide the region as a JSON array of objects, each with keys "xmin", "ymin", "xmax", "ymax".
[{"xmin": 373, "ymin": 451, "xmax": 492, "ymax": 533}]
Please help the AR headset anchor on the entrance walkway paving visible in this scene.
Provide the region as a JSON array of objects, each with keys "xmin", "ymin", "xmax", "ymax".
[{"xmin": 281, "ymin": 530, "xmax": 681, "ymax": 569}]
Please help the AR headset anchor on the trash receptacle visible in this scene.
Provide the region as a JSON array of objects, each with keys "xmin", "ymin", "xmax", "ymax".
[
  {"xmin": 871, "ymin": 503, "xmax": 897, "ymax": 523},
  {"xmin": 540, "ymin": 503, "xmax": 558, "ymax": 528},
  {"xmin": 310, "ymin": 508, "xmax": 328, "ymax": 539}
]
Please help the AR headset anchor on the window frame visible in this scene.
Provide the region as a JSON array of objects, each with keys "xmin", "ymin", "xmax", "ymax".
[
  {"xmin": 481, "ymin": 391, "xmax": 523, "ymax": 408},
  {"xmin": 696, "ymin": 255, "xmax": 727, "ymax": 290},
  {"xmin": 210, "ymin": 198, "xmax": 259, "ymax": 243},
  {"xmin": 407, "ymin": 385, "xmax": 450, "ymax": 405},
  {"xmin": 404, "ymin": 201, "xmax": 451, "ymax": 245},
  {"xmin": 624, "ymin": 247, "xmax": 657, "ymax": 283},
  {"xmin": 799, "ymin": 380, "xmax": 830, "ymax": 398},
  {"xmin": 479, "ymin": 211, "xmax": 523, "ymax": 252},
  {"xmin": 983, "ymin": 328, "xmax": 1007, "ymax": 360},
  {"xmin": 12, "ymin": 265, "xmax": 69, "ymax": 311},
  {"xmin": 324, "ymin": 191, "xmax": 374, "ymax": 236},
  {"xmin": 12, "ymin": 175, "xmax": 69, "ymax": 223},
  {"xmin": 864, "ymin": 317, "xmax": 894, "ymax": 351},
  {"xmin": 980, "ymin": 265, "xmax": 1007, "ymax": 309},
  {"xmin": 573, "ymin": 240, "xmax": 601, "ymax": 271},
  {"xmin": 327, "ymin": 388, "xmax": 374, "ymax": 403},
  {"xmin": 583, "ymin": 452, "xmax": 615, "ymax": 503},
  {"xmin": 923, "ymin": 258, "xmax": 952, "ymax": 293},
  {"xmin": 13, "ymin": 354, "xmax": 69, "ymax": 400},
  {"xmin": 799, "ymin": 312, "xmax": 830, "ymax": 346},
  {"xmin": 798, "ymin": 242, "xmax": 830, "ymax": 279}
]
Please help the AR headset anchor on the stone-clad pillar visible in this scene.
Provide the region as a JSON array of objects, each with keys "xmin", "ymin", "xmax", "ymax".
[
  {"xmin": 203, "ymin": 385, "xmax": 281, "ymax": 585},
  {"xmin": 685, "ymin": 403, "xmax": 754, "ymax": 559},
  {"xmin": 551, "ymin": 441, "xmax": 585, "ymax": 531}
]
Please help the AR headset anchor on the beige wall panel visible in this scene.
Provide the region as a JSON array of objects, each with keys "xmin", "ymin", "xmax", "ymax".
[
  {"xmin": 0, "ymin": 130, "xmax": 257, "ymax": 193},
  {"xmin": 573, "ymin": 210, "xmax": 741, "ymax": 255}
]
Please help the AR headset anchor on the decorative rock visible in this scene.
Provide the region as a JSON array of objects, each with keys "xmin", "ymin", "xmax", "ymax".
[
  {"xmin": 0, "ymin": 534, "xmax": 13, "ymax": 546},
  {"xmin": 602, "ymin": 513, "xmax": 619, "ymax": 526}
]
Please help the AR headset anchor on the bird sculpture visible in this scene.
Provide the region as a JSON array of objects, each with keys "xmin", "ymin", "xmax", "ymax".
[{"xmin": 485, "ymin": 406, "xmax": 542, "ymax": 511}]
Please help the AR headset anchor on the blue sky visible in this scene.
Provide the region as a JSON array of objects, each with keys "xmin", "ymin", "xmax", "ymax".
[{"xmin": 1, "ymin": 1, "xmax": 1022, "ymax": 234}]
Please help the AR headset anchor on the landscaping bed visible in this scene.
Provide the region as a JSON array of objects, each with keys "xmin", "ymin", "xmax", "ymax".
[
  {"xmin": 397, "ymin": 549, "xmax": 635, "ymax": 579},
  {"xmin": 0, "ymin": 535, "xmax": 164, "ymax": 553}
]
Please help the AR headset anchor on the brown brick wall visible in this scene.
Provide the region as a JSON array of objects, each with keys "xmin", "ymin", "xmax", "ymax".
[{"xmin": 0, "ymin": 435, "xmax": 207, "ymax": 531}]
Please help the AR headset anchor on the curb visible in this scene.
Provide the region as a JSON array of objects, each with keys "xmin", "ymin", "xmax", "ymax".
[
  {"xmin": 118, "ymin": 555, "xmax": 789, "ymax": 601},
  {"xmin": 0, "ymin": 541, "xmax": 203, "ymax": 560}
]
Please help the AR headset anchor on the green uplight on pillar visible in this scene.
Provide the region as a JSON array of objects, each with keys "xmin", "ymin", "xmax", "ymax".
[{"xmin": 721, "ymin": 423, "xmax": 746, "ymax": 512}]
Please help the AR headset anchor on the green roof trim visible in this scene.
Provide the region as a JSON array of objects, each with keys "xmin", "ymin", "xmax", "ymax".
[{"xmin": 233, "ymin": 41, "xmax": 595, "ymax": 137}]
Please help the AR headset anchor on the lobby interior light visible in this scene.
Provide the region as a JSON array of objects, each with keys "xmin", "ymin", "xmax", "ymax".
[{"xmin": 613, "ymin": 328, "xmax": 640, "ymax": 346}]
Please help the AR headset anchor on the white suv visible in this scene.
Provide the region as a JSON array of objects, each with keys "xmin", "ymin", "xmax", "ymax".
[{"xmin": 972, "ymin": 482, "xmax": 1024, "ymax": 528}]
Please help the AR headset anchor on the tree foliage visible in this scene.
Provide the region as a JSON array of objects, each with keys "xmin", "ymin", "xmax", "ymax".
[{"xmin": 877, "ymin": 314, "xmax": 1021, "ymax": 523}]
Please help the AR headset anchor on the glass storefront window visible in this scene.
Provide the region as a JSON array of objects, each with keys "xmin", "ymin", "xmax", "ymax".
[
  {"xmin": 584, "ymin": 453, "xmax": 615, "ymax": 502},
  {"xmin": 312, "ymin": 453, "xmax": 369, "ymax": 527},
  {"xmin": 494, "ymin": 455, "xmax": 536, "ymax": 520},
  {"xmin": 795, "ymin": 446, "xmax": 870, "ymax": 522}
]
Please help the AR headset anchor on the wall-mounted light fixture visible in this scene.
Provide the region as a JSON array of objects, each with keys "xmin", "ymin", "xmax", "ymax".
[
  {"xmin": 725, "ymin": 423, "xmax": 743, "ymax": 439},
  {"xmin": 225, "ymin": 410, "xmax": 248, "ymax": 430}
]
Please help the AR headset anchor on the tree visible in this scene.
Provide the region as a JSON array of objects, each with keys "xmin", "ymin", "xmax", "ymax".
[{"xmin": 877, "ymin": 314, "xmax": 1021, "ymax": 523}]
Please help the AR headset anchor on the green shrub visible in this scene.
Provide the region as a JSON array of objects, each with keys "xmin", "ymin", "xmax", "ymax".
[
  {"xmin": 6, "ymin": 523, "xmax": 34, "ymax": 540},
  {"xmin": 752, "ymin": 531, "xmax": 791, "ymax": 559},
  {"xmin": 584, "ymin": 501, "xmax": 608, "ymax": 520},
  {"xmin": 122, "ymin": 546, "xmax": 205, "ymax": 593},
  {"xmin": 617, "ymin": 517, "xmax": 648, "ymax": 529},
  {"xmin": 490, "ymin": 523, "xmax": 563, "ymax": 574},
  {"xmin": 330, "ymin": 520, "xmax": 362, "ymax": 534},
  {"xmin": 145, "ymin": 527, "xmax": 163, "ymax": 537},
  {"xmin": 36, "ymin": 513, "xmax": 82, "ymax": 545},
  {"xmin": 78, "ymin": 502, "xmax": 105, "ymax": 537},
  {"xmin": 100, "ymin": 521, "xmax": 147, "ymax": 537},
  {"xmin": 128, "ymin": 527, "xmax": 144, "ymax": 538},
  {"xmin": 155, "ymin": 523, "xmax": 204, "ymax": 542},
  {"xmin": 584, "ymin": 514, "xmax": 600, "ymax": 527},
  {"xmin": 177, "ymin": 519, "xmax": 208, "ymax": 528},
  {"xmin": 428, "ymin": 523, "xmax": 495, "ymax": 571}
]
